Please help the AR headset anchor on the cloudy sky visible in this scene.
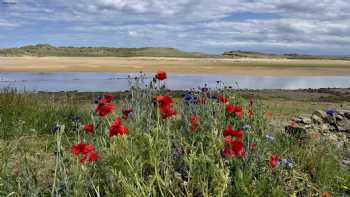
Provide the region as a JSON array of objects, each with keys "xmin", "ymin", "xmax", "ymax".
[{"xmin": 0, "ymin": 0, "xmax": 350, "ymax": 55}]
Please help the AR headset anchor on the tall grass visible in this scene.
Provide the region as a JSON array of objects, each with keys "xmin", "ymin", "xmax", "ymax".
[
  {"xmin": 0, "ymin": 78, "xmax": 349, "ymax": 196},
  {"xmin": 0, "ymin": 89, "xmax": 88, "ymax": 138}
]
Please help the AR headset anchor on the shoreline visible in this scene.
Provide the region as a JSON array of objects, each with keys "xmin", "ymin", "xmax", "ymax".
[
  {"xmin": 1, "ymin": 57, "xmax": 350, "ymax": 76},
  {"xmin": 7, "ymin": 87, "xmax": 350, "ymax": 96}
]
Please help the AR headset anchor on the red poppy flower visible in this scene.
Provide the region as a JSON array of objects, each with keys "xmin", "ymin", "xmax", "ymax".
[
  {"xmin": 226, "ymin": 104, "xmax": 243, "ymax": 117},
  {"xmin": 109, "ymin": 117, "xmax": 128, "ymax": 137},
  {"xmin": 155, "ymin": 71, "xmax": 167, "ymax": 80},
  {"xmin": 156, "ymin": 95, "xmax": 173, "ymax": 108},
  {"xmin": 160, "ymin": 107, "xmax": 177, "ymax": 119},
  {"xmin": 112, "ymin": 117, "xmax": 122, "ymax": 126},
  {"xmin": 96, "ymin": 103, "xmax": 114, "ymax": 117},
  {"xmin": 223, "ymin": 136, "xmax": 245, "ymax": 157},
  {"xmin": 70, "ymin": 143, "xmax": 94, "ymax": 155},
  {"xmin": 223, "ymin": 124, "xmax": 243, "ymax": 140},
  {"xmin": 291, "ymin": 120, "xmax": 298, "ymax": 128},
  {"xmin": 269, "ymin": 154, "xmax": 281, "ymax": 169},
  {"xmin": 234, "ymin": 106, "xmax": 243, "ymax": 117},
  {"xmin": 103, "ymin": 93, "xmax": 113, "ymax": 103},
  {"xmin": 231, "ymin": 140, "xmax": 245, "ymax": 157},
  {"xmin": 98, "ymin": 98, "xmax": 108, "ymax": 105},
  {"xmin": 266, "ymin": 111, "xmax": 273, "ymax": 119},
  {"xmin": 122, "ymin": 108, "xmax": 133, "ymax": 120},
  {"xmin": 224, "ymin": 136, "xmax": 234, "ymax": 144},
  {"xmin": 116, "ymin": 125, "xmax": 129, "ymax": 135},
  {"xmin": 217, "ymin": 95, "xmax": 228, "ymax": 103},
  {"xmin": 223, "ymin": 146, "xmax": 235, "ymax": 157},
  {"xmin": 191, "ymin": 115, "xmax": 199, "ymax": 132},
  {"xmin": 156, "ymin": 95, "xmax": 176, "ymax": 119},
  {"xmin": 80, "ymin": 152, "xmax": 100, "ymax": 163},
  {"xmin": 320, "ymin": 192, "xmax": 332, "ymax": 197},
  {"xmin": 226, "ymin": 104, "xmax": 236, "ymax": 113},
  {"xmin": 249, "ymin": 142, "xmax": 257, "ymax": 149},
  {"xmin": 82, "ymin": 124, "xmax": 94, "ymax": 135}
]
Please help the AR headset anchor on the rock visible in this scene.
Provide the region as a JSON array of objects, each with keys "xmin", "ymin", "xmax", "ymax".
[
  {"xmin": 304, "ymin": 124, "xmax": 313, "ymax": 129},
  {"xmin": 327, "ymin": 134, "xmax": 338, "ymax": 143},
  {"xmin": 313, "ymin": 110, "xmax": 328, "ymax": 121},
  {"xmin": 311, "ymin": 114, "xmax": 323, "ymax": 124},
  {"xmin": 337, "ymin": 110, "xmax": 345, "ymax": 116},
  {"xmin": 341, "ymin": 110, "xmax": 350, "ymax": 119},
  {"xmin": 285, "ymin": 125, "xmax": 307, "ymax": 138},
  {"xmin": 320, "ymin": 124, "xmax": 330, "ymax": 132},
  {"xmin": 292, "ymin": 116, "xmax": 312, "ymax": 124},
  {"xmin": 336, "ymin": 115, "xmax": 344, "ymax": 121},
  {"xmin": 299, "ymin": 117, "xmax": 312, "ymax": 124},
  {"xmin": 337, "ymin": 119, "xmax": 350, "ymax": 132},
  {"xmin": 285, "ymin": 109, "xmax": 350, "ymax": 147},
  {"xmin": 346, "ymin": 132, "xmax": 350, "ymax": 139}
]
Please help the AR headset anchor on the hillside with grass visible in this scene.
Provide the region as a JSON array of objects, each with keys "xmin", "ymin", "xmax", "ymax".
[
  {"xmin": 0, "ymin": 44, "xmax": 215, "ymax": 58},
  {"xmin": 223, "ymin": 50, "xmax": 350, "ymax": 61},
  {"xmin": 1, "ymin": 44, "xmax": 350, "ymax": 60}
]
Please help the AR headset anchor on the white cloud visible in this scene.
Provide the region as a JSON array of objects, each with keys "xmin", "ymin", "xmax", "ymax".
[
  {"xmin": 128, "ymin": 31, "xmax": 138, "ymax": 37},
  {"xmin": 0, "ymin": 19, "xmax": 17, "ymax": 27},
  {"xmin": 1, "ymin": 0, "xmax": 350, "ymax": 54}
]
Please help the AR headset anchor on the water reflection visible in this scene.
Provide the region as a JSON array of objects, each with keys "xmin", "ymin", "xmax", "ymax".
[{"xmin": 0, "ymin": 72, "xmax": 349, "ymax": 92}]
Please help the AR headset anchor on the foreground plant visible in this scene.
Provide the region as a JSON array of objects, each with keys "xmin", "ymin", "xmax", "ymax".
[{"xmin": 0, "ymin": 72, "xmax": 348, "ymax": 196}]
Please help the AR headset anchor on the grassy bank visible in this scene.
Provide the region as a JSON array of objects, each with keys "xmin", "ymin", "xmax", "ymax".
[
  {"xmin": 1, "ymin": 44, "xmax": 350, "ymax": 61},
  {"xmin": 1, "ymin": 88, "xmax": 349, "ymax": 138},
  {"xmin": 0, "ymin": 86, "xmax": 349, "ymax": 196},
  {"xmin": 0, "ymin": 44, "xmax": 214, "ymax": 58}
]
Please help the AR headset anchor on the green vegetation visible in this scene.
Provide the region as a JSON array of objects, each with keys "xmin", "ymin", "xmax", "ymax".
[
  {"xmin": 223, "ymin": 50, "xmax": 350, "ymax": 61},
  {"xmin": 0, "ymin": 82, "xmax": 349, "ymax": 196},
  {"xmin": 0, "ymin": 44, "xmax": 215, "ymax": 58},
  {"xmin": 1, "ymin": 44, "xmax": 349, "ymax": 60}
]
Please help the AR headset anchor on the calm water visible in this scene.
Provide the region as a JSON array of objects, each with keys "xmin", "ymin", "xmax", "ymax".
[{"xmin": 0, "ymin": 72, "xmax": 350, "ymax": 92}]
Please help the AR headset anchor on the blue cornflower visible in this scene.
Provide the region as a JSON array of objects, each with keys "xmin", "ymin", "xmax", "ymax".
[
  {"xmin": 70, "ymin": 115, "xmax": 81, "ymax": 122},
  {"xmin": 265, "ymin": 133, "xmax": 275, "ymax": 141},
  {"xmin": 325, "ymin": 108, "xmax": 337, "ymax": 116},
  {"xmin": 243, "ymin": 124, "xmax": 252, "ymax": 130},
  {"xmin": 52, "ymin": 124, "xmax": 60, "ymax": 133},
  {"xmin": 210, "ymin": 96, "xmax": 218, "ymax": 100},
  {"xmin": 183, "ymin": 94, "xmax": 194, "ymax": 103},
  {"xmin": 282, "ymin": 159, "xmax": 294, "ymax": 169},
  {"xmin": 57, "ymin": 183, "xmax": 65, "ymax": 194}
]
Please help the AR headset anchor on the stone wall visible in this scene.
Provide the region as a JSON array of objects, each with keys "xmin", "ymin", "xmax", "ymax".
[{"xmin": 285, "ymin": 109, "xmax": 350, "ymax": 146}]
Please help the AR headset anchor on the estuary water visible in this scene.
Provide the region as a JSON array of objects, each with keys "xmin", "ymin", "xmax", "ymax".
[{"xmin": 0, "ymin": 72, "xmax": 350, "ymax": 92}]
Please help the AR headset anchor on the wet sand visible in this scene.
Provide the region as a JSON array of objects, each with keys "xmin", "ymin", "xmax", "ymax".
[{"xmin": 1, "ymin": 57, "xmax": 350, "ymax": 76}]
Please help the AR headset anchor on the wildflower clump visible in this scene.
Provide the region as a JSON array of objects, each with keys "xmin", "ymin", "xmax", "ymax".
[{"xmin": 9, "ymin": 70, "xmax": 345, "ymax": 196}]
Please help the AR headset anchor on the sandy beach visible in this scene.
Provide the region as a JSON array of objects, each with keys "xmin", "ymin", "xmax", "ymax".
[{"xmin": 1, "ymin": 56, "xmax": 350, "ymax": 76}]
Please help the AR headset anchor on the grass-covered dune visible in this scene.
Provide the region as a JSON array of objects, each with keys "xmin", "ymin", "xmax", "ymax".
[
  {"xmin": 223, "ymin": 50, "xmax": 350, "ymax": 61},
  {"xmin": 1, "ymin": 44, "xmax": 350, "ymax": 60},
  {"xmin": 0, "ymin": 44, "xmax": 214, "ymax": 58},
  {"xmin": 0, "ymin": 75, "xmax": 349, "ymax": 196}
]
